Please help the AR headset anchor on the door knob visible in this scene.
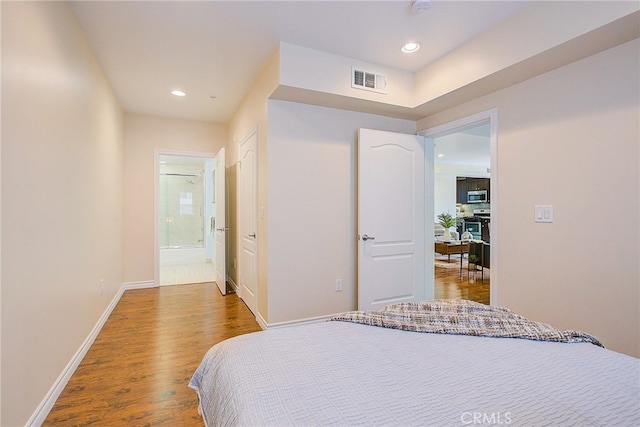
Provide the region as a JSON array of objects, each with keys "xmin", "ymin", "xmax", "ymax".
[{"xmin": 361, "ymin": 234, "xmax": 376, "ymax": 241}]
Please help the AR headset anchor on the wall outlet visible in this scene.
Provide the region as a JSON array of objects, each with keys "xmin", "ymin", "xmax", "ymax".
[
  {"xmin": 335, "ymin": 279, "xmax": 342, "ymax": 291},
  {"xmin": 99, "ymin": 279, "xmax": 104, "ymax": 295}
]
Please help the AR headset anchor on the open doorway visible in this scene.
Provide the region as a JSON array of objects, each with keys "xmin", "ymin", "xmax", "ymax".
[
  {"xmin": 422, "ymin": 109, "xmax": 498, "ymax": 306},
  {"xmin": 156, "ymin": 152, "xmax": 216, "ymax": 286}
]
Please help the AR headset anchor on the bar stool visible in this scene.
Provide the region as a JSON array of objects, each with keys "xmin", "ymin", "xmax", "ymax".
[
  {"xmin": 459, "ymin": 231, "xmax": 473, "ymax": 279},
  {"xmin": 468, "ymin": 241, "xmax": 485, "ymax": 281}
]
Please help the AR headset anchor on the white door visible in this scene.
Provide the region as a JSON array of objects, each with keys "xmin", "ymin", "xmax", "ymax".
[
  {"xmin": 238, "ymin": 129, "xmax": 258, "ymax": 315},
  {"xmin": 214, "ymin": 148, "xmax": 227, "ymax": 295},
  {"xmin": 358, "ymin": 128, "xmax": 429, "ymax": 311}
]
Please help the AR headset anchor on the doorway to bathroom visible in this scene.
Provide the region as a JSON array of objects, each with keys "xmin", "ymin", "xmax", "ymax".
[{"xmin": 156, "ymin": 151, "xmax": 217, "ymax": 286}]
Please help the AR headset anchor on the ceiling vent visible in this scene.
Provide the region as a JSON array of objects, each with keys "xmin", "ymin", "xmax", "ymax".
[{"xmin": 351, "ymin": 67, "xmax": 387, "ymax": 94}]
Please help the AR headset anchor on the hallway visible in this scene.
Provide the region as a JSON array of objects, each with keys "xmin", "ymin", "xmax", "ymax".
[{"xmin": 44, "ymin": 283, "xmax": 261, "ymax": 425}]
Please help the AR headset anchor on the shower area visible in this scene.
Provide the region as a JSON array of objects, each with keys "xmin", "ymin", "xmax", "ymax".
[{"xmin": 159, "ymin": 154, "xmax": 216, "ymax": 285}]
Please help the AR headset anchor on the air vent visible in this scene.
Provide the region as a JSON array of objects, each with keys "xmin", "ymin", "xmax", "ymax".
[{"xmin": 351, "ymin": 67, "xmax": 387, "ymax": 94}]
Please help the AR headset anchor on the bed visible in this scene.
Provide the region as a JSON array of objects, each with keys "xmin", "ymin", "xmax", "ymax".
[{"xmin": 189, "ymin": 300, "xmax": 640, "ymax": 426}]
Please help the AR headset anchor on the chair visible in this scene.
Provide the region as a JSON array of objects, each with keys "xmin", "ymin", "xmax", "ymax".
[
  {"xmin": 459, "ymin": 231, "xmax": 473, "ymax": 278},
  {"xmin": 468, "ymin": 241, "xmax": 490, "ymax": 281}
]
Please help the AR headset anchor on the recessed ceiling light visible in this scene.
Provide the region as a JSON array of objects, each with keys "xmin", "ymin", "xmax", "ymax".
[
  {"xmin": 401, "ymin": 42, "xmax": 420, "ymax": 53},
  {"xmin": 437, "ymin": 153, "xmax": 444, "ymax": 158},
  {"xmin": 171, "ymin": 90, "xmax": 186, "ymax": 97},
  {"xmin": 411, "ymin": 0, "xmax": 432, "ymax": 14}
]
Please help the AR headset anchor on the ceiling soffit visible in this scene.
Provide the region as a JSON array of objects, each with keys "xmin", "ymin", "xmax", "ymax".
[{"xmin": 272, "ymin": 9, "xmax": 640, "ymax": 122}]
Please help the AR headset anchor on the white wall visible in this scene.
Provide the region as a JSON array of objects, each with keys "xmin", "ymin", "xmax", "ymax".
[
  {"xmin": 436, "ymin": 163, "xmax": 490, "ymax": 177},
  {"xmin": 1, "ymin": 2, "xmax": 123, "ymax": 424},
  {"xmin": 272, "ymin": 4, "xmax": 638, "ymax": 120},
  {"xmin": 267, "ymin": 100, "xmax": 415, "ymax": 324},
  {"xmin": 123, "ymin": 113, "xmax": 226, "ymax": 284},
  {"xmin": 414, "ymin": 1, "xmax": 639, "ymax": 107},
  {"xmin": 279, "ymin": 42, "xmax": 415, "ymax": 108},
  {"xmin": 227, "ymin": 46, "xmax": 280, "ymax": 319},
  {"xmin": 434, "ymin": 174, "xmax": 457, "ymax": 224},
  {"xmin": 419, "ymin": 39, "xmax": 640, "ymax": 358}
]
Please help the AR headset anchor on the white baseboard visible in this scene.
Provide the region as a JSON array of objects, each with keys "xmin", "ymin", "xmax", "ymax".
[
  {"xmin": 226, "ymin": 275, "xmax": 238, "ymax": 293},
  {"xmin": 26, "ymin": 277, "xmax": 337, "ymax": 424},
  {"xmin": 123, "ymin": 280, "xmax": 157, "ymax": 290},
  {"xmin": 255, "ymin": 312, "xmax": 268, "ymax": 330},
  {"xmin": 26, "ymin": 280, "xmax": 156, "ymax": 426},
  {"xmin": 225, "ymin": 281, "xmax": 333, "ymax": 331},
  {"xmin": 263, "ymin": 313, "xmax": 337, "ymax": 329}
]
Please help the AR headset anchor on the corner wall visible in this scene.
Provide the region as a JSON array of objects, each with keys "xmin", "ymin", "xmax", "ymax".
[
  {"xmin": 227, "ymin": 45, "xmax": 280, "ymax": 322},
  {"xmin": 123, "ymin": 113, "xmax": 226, "ymax": 284},
  {"xmin": 1, "ymin": 2, "xmax": 124, "ymax": 424},
  {"xmin": 267, "ymin": 100, "xmax": 416, "ymax": 323},
  {"xmin": 418, "ymin": 39, "xmax": 640, "ymax": 357}
]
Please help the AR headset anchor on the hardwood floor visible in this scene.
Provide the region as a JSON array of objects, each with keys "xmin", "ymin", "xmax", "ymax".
[
  {"xmin": 44, "ymin": 272, "xmax": 486, "ymax": 425},
  {"xmin": 44, "ymin": 283, "xmax": 261, "ymax": 426},
  {"xmin": 434, "ymin": 257, "xmax": 490, "ymax": 305}
]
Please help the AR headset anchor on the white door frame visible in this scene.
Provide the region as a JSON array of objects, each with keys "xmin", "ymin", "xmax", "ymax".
[
  {"xmin": 419, "ymin": 108, "xmax": 499, "ymax": 306},
  {"xmin": 237, "ymin": 127, "xmax": 259, "ymax": 316},
  {"xmin": 214, "ymin": 147, "xmax": 227, "ymax": 295},
  {"xmin": 154, "ymin": 149, "xmax": 218, "ymax": 286}
]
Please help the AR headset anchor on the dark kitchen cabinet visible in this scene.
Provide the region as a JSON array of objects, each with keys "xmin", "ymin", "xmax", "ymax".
[
  {"xmin": 480, "ymin": 217, "xmax": 491, "ymax": 242},
  {"xmin": 467, "ymin": 178, "xmax": 489, "ymax": 192},
  {"xmin": 456, "ymin": 177, "xmax": 490, "ymax": 203},
  {"xmin": 456, "ymin": 178, "xmax": 468, "ymax": 203}
]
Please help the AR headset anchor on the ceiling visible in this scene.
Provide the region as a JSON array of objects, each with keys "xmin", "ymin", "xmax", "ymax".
[
  {"xmin": 70, "ymin": 0, "xmax": 530, "ymax": 124},
  {"xmin": 434, "ymin": 123, "xmax": 490, "ymax": 169}
]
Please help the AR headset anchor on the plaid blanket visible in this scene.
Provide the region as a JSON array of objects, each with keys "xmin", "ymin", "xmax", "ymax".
[{"xmin": 330, "ymin": 299, "xmax": 603, "ymax": 347}]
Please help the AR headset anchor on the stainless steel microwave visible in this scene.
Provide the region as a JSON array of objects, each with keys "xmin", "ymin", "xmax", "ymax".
[{"xmin": 467, "ymin": 190, "xmax": 487, "ymax": 203}]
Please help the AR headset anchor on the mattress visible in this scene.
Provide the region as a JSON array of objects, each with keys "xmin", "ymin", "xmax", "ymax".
[{"xmin": 189, "ymin": 320, "xmax": 639, "ymax": 426}]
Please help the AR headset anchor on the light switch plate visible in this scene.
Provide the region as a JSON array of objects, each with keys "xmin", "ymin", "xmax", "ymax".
[{"xmin": 535, "ymin": 205, "xmax": 554, "ymax": 223}]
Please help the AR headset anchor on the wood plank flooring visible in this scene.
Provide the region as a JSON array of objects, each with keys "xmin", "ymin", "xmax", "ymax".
[
  {"xmin": 434, "ymin": 257, "xmax": 490, "ymax": 304},
  {"xmin": 44, "ymin": 271, "xmax": 487, "ymax": 426},
  {"xmin": 44, "ymin": 283, "xmax": 261, "ymax": 426}
]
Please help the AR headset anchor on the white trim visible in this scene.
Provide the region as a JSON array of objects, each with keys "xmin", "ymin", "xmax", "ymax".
[
  {"xmin": 420, "ymin": 110, "xmax": 495, "ymax": 138},
  {"xmin": 255, "ymin": 312, "xmax": 268, "ymax": 330},
  {"xmin": 123, "ymin": 280, "xmax": 157, "ymax": 290},
  {"xmin": 154, "ymin": 149, "xmax": 218, "ymax": 288},
  {"xmin": 419, "ymin": 108, "xmax": 499, "ymax": 306},
  {"xmin": 26, "ymin": 281, "xmax": 139, "ymax": 426},
  {"xmin": 264, "ymin": 313, "xmax": 336, "ymax": 329},
  {"xmin": 226, "ymin": 275, "xmax": 239, "ymax": 293},
  {"xmin": 24, "ymin": 277, "xmax": 328, "ymax": 424},
  {"xmin": 488, "ymin": 111, "xmax": 499, "ymax": 306}
]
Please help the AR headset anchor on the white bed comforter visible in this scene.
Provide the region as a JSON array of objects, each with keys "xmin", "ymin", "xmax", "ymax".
[{"xmin": 189, "ymin": 321, "xmax": 639, "ymax": 427}]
